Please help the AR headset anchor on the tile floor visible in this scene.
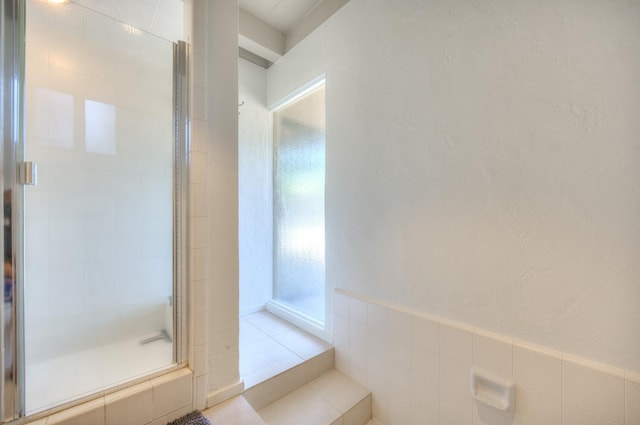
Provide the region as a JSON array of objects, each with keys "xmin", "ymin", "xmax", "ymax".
[
  {"xmin": 26, "ymin": 332, "xmax": 173, "ymax": 414},
  {"xmin": 240, "ymin": 311, "xmax": 332, "ymax": 389}
]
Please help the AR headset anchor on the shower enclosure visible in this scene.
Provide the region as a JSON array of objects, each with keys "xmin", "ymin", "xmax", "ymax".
[{"xmin": 1, "ymin": 0, "xmax": 187, "ymax": 419}]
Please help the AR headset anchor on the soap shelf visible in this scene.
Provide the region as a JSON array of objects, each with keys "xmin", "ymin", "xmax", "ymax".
[{"xmin": 470, "ymin": 367, "xmax": 515, "ymax": 412}]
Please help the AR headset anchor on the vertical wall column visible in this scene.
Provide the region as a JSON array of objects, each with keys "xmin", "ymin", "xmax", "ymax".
[
  {"xmin": 183, "ymin": 0, "xmax": 209, "ymax": 410},
  {"xmin": 204, "ymin": 0, "xmax": 242, "ymax": 406},
  {"xmin": 185, "ymin": 0, "xmax": 242, "ymax": 410}
]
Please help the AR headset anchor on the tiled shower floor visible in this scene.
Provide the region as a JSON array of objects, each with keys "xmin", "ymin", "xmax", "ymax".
[
  {"xmin": 26, "ymin": 332, "xmax": 172, "ymax": 414},
  {"xmin": 240, "ymin": 310, "xmax": 332, "ymax": 389}
]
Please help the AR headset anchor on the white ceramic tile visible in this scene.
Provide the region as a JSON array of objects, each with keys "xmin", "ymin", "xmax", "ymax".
[
  {"xmin": 119, "ymin": 0, "xmax": 158, "ymax": 32},
  {"xmin": 513, "ymin": 343, "xmax": 561, "ymax": 399},
  {"xmin": 193, "ymin": 281, "xmax": 207, "ymax": 314},
  {"xmin": 190, "ymin": 183, "xmax": 208, "ymax": 216},
  {"xmin": 191, "ymin": 85, "xmax": 206, "ymax": 120},
  {"xmin": 309, "ymin": 369, "xmax": 369, "ymax": 413},
  {"xmin": 243, "ymin": 362, "xmax": 308, "ymax": 410},
  {"xmin": 190, "ymin": 216, "xmax": 209, "ymax": 249},
  {"xmin": 202, "ymin": 396, "xmax": 265, "ymax": 425},
  {"xmin": 190, "ymin": 247, "xmax": 208, "ymax": 281},
  {"xmin": 387, "ymin": 309, "xmax": 411, "ymax": 372},
  {"xmin": 348, "ymin": 319, "xmax": 367, "ymax": 368},
  {"xmin": 563, "ymin": 405, "xmax": 619, "ymax": 425},
  {"xmin": 334, "ymin": 292, "xmax": 349, "ymax": 317},
  {"xmin": 626, "ymin": 372, "xmax": 640, "ymax": 385},
  {"xmin": 440, "ymin": 322, "xmax": 472, "ymax": 365},
  {"xmin": 258, "ymin": 385, "xmax": 342, "ymax": 425},
  {"xmin": 191, "ymin": 23, "xmax": 206, "ymax": 56},
  {"xmin": 411, "ymin": 404, "xmax": 438, "ymax": 425},
  {"xmin": 151, "ymin": 0, "xmax": 184, "ymax": 41},
  {"xmin": 194, "ymin": 374, "xmax": 207, "ymax": 410},
  {"xmin": 239, "ymin": 320, "xmax": 272, "ymax": 350},
  {"xmin": 245, "ymin": 311, "xmax": 297, "ymax": 336},
  {"xmin": 411, "ymin": 351, "xmax": 439, "ymax": 415},
  {"xmin": 472, "ymin": 402, "xmax": 512, "ymax": 425},
  {"xmin": 387, "ymin": 370, "xmax": 411, "ymax": 425},
  {"xmin": 190, "ymin": 53, "xmax": 206, "ymax": 89},
  {"xmin": 411, "ymin": 314, "xmax": 439, "ymax": 356},
  {"xmin": 190, "ymin": 151, "xmax": 208, "ymax": 184},
  {"xmin": 349, "ymin": 363, "xmax": 367, "ymax": 388},
  {"xmin": 82, "ymin": 0, "xmax": 122, "ymax": 19},
  {"xmin": 370, "ymin": 392, "xmax": 388, "ymax": 425},
  {"xmin": 366, "ymin": 359, "xmax": 389, "ymax": 425},
  {"xmin": 367, "ymin": 302, "xmax": 388, "ymax": 332},
  {"xmin": 365, "ymin": 304, "xmax": 387, "ymax": 373},
  {"xmin": 626, "ymin": 379, "xmax": 640, "ymax": 425},
  {"xmin": 148, "ymin": 406, "xmax": 192, "ymax": 425},
  {"xmin": 193, "ymin": 311, "xmax": 207, "ymax": 346},
  {"xmin": 48, "ymin": 398, "xmax": 105, "ymax": 425},
  {"xmin": 563, "ymin": 359, "xmax": 624, "ymax": 424},
  {"xmin": 472, "ymin": 333, "xmax": 512, "ymax": 380},
  {"xmin": 349, "ymin": 297, "xmax": 367, "ymax": 324},
  {"xmin": 151, "ymin": 369, "xmax": 193, "ymax": 419},
  {"xmin": 272, "ymin": 328, "xmax": 332, "ymax": 360},
  {"xmin": 192, "ymin": 0, "xmax": 207, "ymax": 25},
  {"xmin": 193, "ymin": 343, "xmax": 206, "ymax": 377},
  {"xmin": 105, "ymin": 382, "xmax": 153, "ymax": 425},
  {"xmin": 190, "ymin": 118, "xmax": 207, "ymax": 153},
  {"xmin": 333, "ymin": 335, "xmax": 349, "ymax": 375},
  {"xmin": 514, "ymin": 386, "xmax": 561, "ymax": 425},
  {"xmin": 439, "ymin": 356, "xmax": 472, "ymax": 425},
  {"xmin": 333, "ymin": 312, "xmax": 349, "ymax": 340},
  {"xmin": 343, "ymin": 394, "xmax": 372, "ymax": 425},
  {"xmin": 240, "ymin": 331, "xmax": 302, "ymax": 389}
]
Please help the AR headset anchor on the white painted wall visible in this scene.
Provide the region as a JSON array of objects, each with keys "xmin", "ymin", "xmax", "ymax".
[
  {"xmin": 238, "ymin": 58, "xmax": 272, "ymax": 315},
  {"xmin": 268, "ymin": 0, "xmax": 640, "ymax": 373}
]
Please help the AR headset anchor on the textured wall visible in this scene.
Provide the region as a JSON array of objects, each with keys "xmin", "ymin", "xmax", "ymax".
[
  {"xmin": 269, "ymin": 0, "xmax": 640, "ymax": 372},
  {"xmin": 239, "ymin": 58, "xmax": 272, "ymax": 315}
]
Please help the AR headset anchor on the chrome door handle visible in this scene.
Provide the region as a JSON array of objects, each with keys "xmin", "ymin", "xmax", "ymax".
[{"xmin": 18, "ymin": 162, "xmax": 37, "ymax": 186}]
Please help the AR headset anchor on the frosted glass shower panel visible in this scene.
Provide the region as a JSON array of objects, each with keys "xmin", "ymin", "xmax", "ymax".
[{"xmin": 273, "ymin": 85, "xmax": 326, "ymax": 323}]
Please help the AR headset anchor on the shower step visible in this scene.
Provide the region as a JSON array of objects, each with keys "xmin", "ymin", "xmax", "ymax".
[
  {"xmin": 203, "ymin": 369, "xmax": 371, "ymax": 425},
  {"xmin": 256, "ymin": 369, "xmax": 371, "ymax": 425},
  {"xmin": 204, "ymin": 311, "xmax": 372, "ymax": 425},
  {"xmin": 242, "ymin": 347, "xmax": 334, "ymax": 410}
]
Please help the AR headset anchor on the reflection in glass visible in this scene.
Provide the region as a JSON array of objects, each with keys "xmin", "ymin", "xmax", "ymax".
[
  {"xmin": 85, "ymin": 100, "xmax": 116, "ymax": 155},
  {"xmin": 35, "ymin": 88, "xmax": 74, "ymax": 149},
  {"xmin": 273, "ymin": 84, "xmax": 326, "ymax": 323}
]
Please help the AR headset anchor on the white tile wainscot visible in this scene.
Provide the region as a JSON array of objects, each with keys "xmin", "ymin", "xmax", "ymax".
[
  {"xmin": 23, "ymin": 368, "xmax": 193, "ymax": 425},
  {"xmin": 333, "ymin": 289, "xmax": 638, "ymax": 425}
]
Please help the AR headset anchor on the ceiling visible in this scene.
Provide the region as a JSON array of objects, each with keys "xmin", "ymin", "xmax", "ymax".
[{"xmin": 238, "ymin": 0, "xmax": 323, "ymax": 34}]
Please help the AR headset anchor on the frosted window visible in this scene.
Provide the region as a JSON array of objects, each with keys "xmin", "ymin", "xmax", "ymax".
[{"xmin": 273, "ymin": 85, "xmax": 325, "ymax": 323}]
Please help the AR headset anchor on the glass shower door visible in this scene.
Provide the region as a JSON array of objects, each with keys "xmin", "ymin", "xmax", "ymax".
[{"xmin": 20, "ymin": 0, "xmax": 180, "ymax": 414}]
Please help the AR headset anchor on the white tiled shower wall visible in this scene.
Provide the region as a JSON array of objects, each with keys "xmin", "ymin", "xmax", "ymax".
[
  {"xmin": 24, "ymin": 0, "xmax": 175, "ymax": 361},
  {"xmin": 333, "ymin": 290, "xmax": 640, "ymax": 425}
]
